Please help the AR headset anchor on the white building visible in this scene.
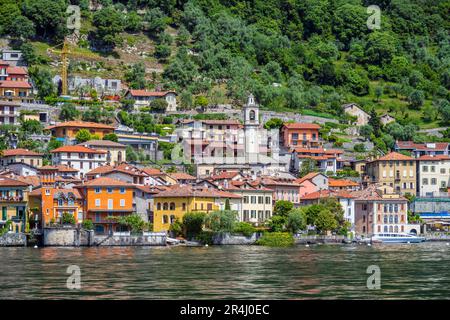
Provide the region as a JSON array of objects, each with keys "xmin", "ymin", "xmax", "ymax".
[
  {"xmin": 50, "ymin": 145, "xmax": 107, "ymax": 178},
  {"xmin": 417, "ymin": 155, "xmax": 450, "ymax": 197},
  {"xmin": 124, "ymin": 89, "xmax": 177, "ymax": 112}
]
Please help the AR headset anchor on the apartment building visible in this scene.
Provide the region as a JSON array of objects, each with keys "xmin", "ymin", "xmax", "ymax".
[
  {"xmin": 281, "ymin": 122, "xmax": 321, "ymax": 148},
  {"xmin": 417, "ymin": 155, "xmax": 450, "ymax": 197}
]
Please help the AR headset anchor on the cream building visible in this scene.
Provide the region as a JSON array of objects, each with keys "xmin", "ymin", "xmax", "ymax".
[
  {"xmin": 343, "ymin": 103, "xmax": 370, "ymax": 126},
  {"xmin": 77, "ymin": 140, "xmax": 126, "ymax": 166},
  {"xmin": 0, "ymin": 148, "xmax": 44, "ymax": 168},
  {"xmin": 417, "ymin": 155, "xmax": 450, "ymax": 197},
  {"xmin": 364, "ymin": 152, "xmax": 416, "ymax": 195}
]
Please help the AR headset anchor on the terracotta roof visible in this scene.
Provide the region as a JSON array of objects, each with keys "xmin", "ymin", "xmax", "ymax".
[
  {"xmin": 15, "ymin": 176, "xmax": 41, "ymax": 187},
  {"xmin": 0, "ymin": 177, "xmax": 30, "ymax": 187},
  {"xmin": 45, "ymin": 121, "xmax": 115, "ymax": 130},
  {"xmin": 0, "ymin": 80, "xmax": 31, "ymax": 88},
  {"xmin": 328, "ymin": 178, "xmax": 359, "ymax": 188},
  {"xmin": 417, "ymin": 155, "xmax": 450, "ymax": 161},
  {"xmin": 53, "ymin": 188, "xmax": 82, "ymax": 199},
  {"xmin": 135, "ymin": 185, "xmax": 162, "ymax": 194},
  {"xmin": 1, "ymin": 148, "xmax": 43, "ymax": 157},
  {"xmin": 50, "ymin": 145, "xmax": 107, "ymax": 154},
  {"xmin": 169, "ymin": 172, "xmax": 197, "ymax": 181},
  {"xmin": 283, "ymin": 123, "xmax": 321, "ymax": 130},
  {"xmin": 86, "ymin": 165, "xmax": 114, "ymax": 176},
  {"xmin": 111, "ymin": 163, "xmax": 147, "ymax": 177},
  {"xmin": 414, "ymin": 143, "xmax": 449, "ymax": 151},
  {"xmin": 153, "ymin": 185, "xmax": 241, "ymax": 198},
  {"xmin": 210, "ymin": 171, "xmax": 242, "ymax": 180},
  {"xmin": 6, "ymin": 66, "xmax": 27, "ymax": 75},
  {"xmin": 293, "ymin": 147, "xmax": 343, "ymax": 154},
  {"xmin": 377, "ymin": 152, "xmax": 414, "ymax": 161},
  {"xmin": 302, "ymin": 189, "xmax": 354, "ymax": 200},
  {"xmin": 128, "ymin": 89, "xmax": 176, "ymax": 97},
  {"xmin": 79, "ymin": 177, "xmax": 135, "ymax": 188},
  {"xmin": 295, "ymin": 172, "xmax": 323, "ymax": 184},
  {"xmin": 259, "ymin": 177, "xmax": 301, "ymax": 187},
  {"xmin": 77, "ymin": 140, "xmax": 126, "ymax": 148},
  {"xmin": 55, "ymin": 165, "xmax": 79, "ymax": 173},
  {"xmin": 351, "ymin": 185, "xmax": 407, "ymax": 201},
  {"xmin": 142, "ymin": 168, "xmax": 163, "ymax": 176},
  {"xmin": 28, "ymin": 187, "xmax": 42, "ymax": 196}
]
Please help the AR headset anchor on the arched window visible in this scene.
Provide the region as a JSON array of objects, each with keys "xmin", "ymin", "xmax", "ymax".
[
  {"xmin": 384, "ymin": 215, "xmax": 388, "ymax": 223},
  {"xmin": 170, "ymin": 215, "xmax": 175, "ymax": 224},
  {"xmin": 157, "ymin": 203, "xmax": 161, "ymax": 210},
  {"xmin": 169, "ymin": 202, "xmax": 175, "ymax": 210},
  {"xmin": 394, "ymin": 225, "xmax": 399, "ymax": 233},
  {"xmin": 389, "ymin": 215, "xmax": 393, "ymax": 223},
  {"xmin": 394, "ymin": 215, "xmax": 399, "ymax": 223},
  {"xmin": 163, "ymin": 215, "xmax": 168, "ymax": 224},
  {"xmin": 389, "ymin": 226, "xmax": 393, "ymax": 233},
  {"xmin": 163, "ymin": 202, "xmax": 168, "ymax": 210},
  {"xmin": 118, "ymin": 151, "xmax": 122, "ymax": 163},
  {"xmin": 107, "ymin": 151, "xmax": 111, "ymax": 162},
  {"xmin": 384, "ymin": 226, "xmax": 388, "ymax": 233},
  {"xmin": 249, "ymin": 110, "xmax": 255, "ymax": 121},
  {"xmin": 182, "ymin": 203, "xmax": 186, "ymax": 211}
]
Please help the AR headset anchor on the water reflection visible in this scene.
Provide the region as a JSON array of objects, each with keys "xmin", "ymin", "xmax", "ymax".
[{"xmin": 0, "ymin": 242, "xmax": 449, "ymax": 299}]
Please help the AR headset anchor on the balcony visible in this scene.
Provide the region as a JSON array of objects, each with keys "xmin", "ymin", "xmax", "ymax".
[{"xmin": 0, "ymin": 196, "xmax": 25, "ymax": 202}]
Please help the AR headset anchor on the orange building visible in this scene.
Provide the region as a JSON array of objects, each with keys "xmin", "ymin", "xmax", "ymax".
[
  {"xmin": 76, "ymin": 177, "xmax": 135, "ymax": 234},
  {"xmin": 281, "ymin": 123, "xmax": 321, "ymax": 148},
  {"xmin": 45, "ymin": 121, "xmax": 115, "ymax": 142}
]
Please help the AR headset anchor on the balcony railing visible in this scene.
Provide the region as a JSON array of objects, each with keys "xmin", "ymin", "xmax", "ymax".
[{"xmin": 0, "ymin": 196, "xmax": 24, "ymax": 202}]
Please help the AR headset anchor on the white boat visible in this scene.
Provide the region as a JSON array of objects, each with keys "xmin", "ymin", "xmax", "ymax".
[{"xmin": 371, "ymin": 233, "xmax": 426, "ymax": 243}]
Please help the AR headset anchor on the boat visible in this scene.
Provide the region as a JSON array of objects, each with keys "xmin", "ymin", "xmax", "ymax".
[{"xmin": 371, "ymin": 233, "xmax": 426, "ymax": 243}]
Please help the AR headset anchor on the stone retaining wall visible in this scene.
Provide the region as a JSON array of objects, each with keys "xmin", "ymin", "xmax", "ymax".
[
  {"xmin": 94, "ymin": 232, "xmax": 166, "ymax": 246},
  {"xmin": 212, "ymin": 233, "xmax": 260, "ymax": 245},
  {"xmin": 43, "ymin": 227, "xmax": 94, "ymax": 246},
  {"xmin": 294, "ymin": 235, "xmax": 346, "ymax": 244},
  {"xmin": 0, "ymin": 233, "xmax": 27, "ymax": 246}
]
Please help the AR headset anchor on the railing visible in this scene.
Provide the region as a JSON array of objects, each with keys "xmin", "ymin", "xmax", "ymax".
[{"xmin": 0, "ymin": 196, "xmax": 24, "ymax": 202}]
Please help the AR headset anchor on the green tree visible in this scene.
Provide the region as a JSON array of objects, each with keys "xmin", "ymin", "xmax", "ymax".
[
  {"xmin": 204, "ymin": 210, "xmax": 237, "ymax": 233},
  {"xmin": 21, "ymin": 120, "xmax": 43, "ymax": 134},
  {"xmin": 273, "ymin": 200, "xmax": 294, "ymax": 217},
  {"xmin": 314, "ymin": 209, "xmax": 338, "ymax": 234},
  {"xmin": 62, "ymin": 212, "xmax": 76, "ymax": 225},
  {"xmin": 125, "ymin": 63, "xmax": 146, "ymax": 89},
  {"xmin": 75, "ymin": 129, "xmax": 92, "ymax": 143},
  {"xmin": 93, "ymin": 6, "xmax": 124, "ymax": 47},
  {"xmin": 144, "ymin": 8, "xmax": 167, "ymax": 34},
  {"xmin": 182, "ymin": 212, "xmax": 206, "ymax": 239},
  {"xmin": 7, "ymin": 16, "xmax": 35, "ymax": 40},
  {"xmin": 154, "ymin": 44, "xmax": 171, "ymax": 60},
  {"xmin": 368, "ymin": 109, "xmax": 382, "ymax": 137},
  {"xmin": 150, "ymin": 99, "xmax": 168, "ymax": 113},
  {"xmin": 22, "ymin": 0, "xmax": 66, "ymax": 39},
  {"xmin": 194, "ymin": 96, "xmax": 208, "ymax": 109},
  {"xmin": 264, "ymin": 118, "xmax": 283, "ymax": 130},
  {"xmin": 364, "ymin": 31, "xmax": 399, "ymax": 66},
  {"xmin": 298, "ymin": 159, "xmax": 317, "ymax": 178},
  {"xmin": 59, "ymin": 104, "xmax": 80, "ymax": 121},
  {"xmin": 408, "ymin": 90, "xmax": 425, "ymax": 110},
  {"xmin": 103, "ymin": 133, "xmax": 118, "ymax": 142},
  {"xmin": 29, "ymin": 67, "xmax": 54, "ymax": 99},
  {"xmin": 359, "ymin": 125, "xmax": 374, "ymax": 140},
  {"xmin": 286, "ymin": 208, "xmax": 307, "ymax": 234}
]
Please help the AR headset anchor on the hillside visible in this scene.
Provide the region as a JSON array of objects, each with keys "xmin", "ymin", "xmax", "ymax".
[{"xmin": 0, "ymin": 0, "xmax": 449, "ymax": 133}]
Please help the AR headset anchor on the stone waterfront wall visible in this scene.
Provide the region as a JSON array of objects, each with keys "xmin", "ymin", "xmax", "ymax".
[
  {"xmin": 94, "ymin": 232, "xmax": 166, "ymax": 246},
  {"xmin": 294, "ymin": 235, "xmax": 346, "ymax": 244},
  {"xmin": 212, "ymin": 233, "xmax": 260, "ymax": 245},
  {"xmin": 0, "ymin": 233, "xmax": 27, "ymax": 246},
  {"xmin": 43, "ymin": 227, "xmax": 94, "ymax": 246}
]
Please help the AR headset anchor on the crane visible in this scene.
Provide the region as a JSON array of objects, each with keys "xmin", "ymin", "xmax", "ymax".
[{"xmin": 47, "ymin": 39, "xmax": 71, "ymax": 96}]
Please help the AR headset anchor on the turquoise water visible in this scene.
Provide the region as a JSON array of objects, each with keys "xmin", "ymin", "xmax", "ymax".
[{"xmin": 0, "ymin": 242, "xmax": 449, "ymax": 299}]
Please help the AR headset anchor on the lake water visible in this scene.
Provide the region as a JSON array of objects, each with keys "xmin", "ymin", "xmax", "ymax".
[{"xmin": 1, "ymin": 242, "xmax": 449, "ymax": 299}]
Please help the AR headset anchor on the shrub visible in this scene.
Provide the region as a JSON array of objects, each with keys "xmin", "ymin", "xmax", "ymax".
[
  {"xmin": 196, "ymin": 230, "xmax": 214, "ymax": 245},
  {"xmin": 354, "ymin": 143, "xmax": 366, "ymax": 152},
  {"xmin": 169, "ymin": 218, "xmax": 183, "ymax": 237},
  {"xmin": 233, "ymin": 222, "xmax": 256, "ymax": 237},
  {"xmin": 62, "ymin": 212, "xmax": 76, "ymax": 225},
  {"xmin": 286, "ymin": 209, "xmax": 307, "ymax": 234},
  {"xmin": 203, "ymin": 210, "xmax": 237, "ymax": 233},
  {"xmin": 256, "ymin": 232, "xmax": 294, "ymax": 247},
  {"xmin": 267, "ymin": 215, "xmax": 286, "ymax": 232},
  {"xmin": 82, "ymin": 220, "xmax": 94, "ymax": 230},
  {"xmin": 182, "ymin": 212, "xmax": 206, "ymax": 239}
]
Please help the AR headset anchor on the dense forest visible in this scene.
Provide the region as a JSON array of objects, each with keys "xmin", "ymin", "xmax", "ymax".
[{"xmin": 0, "ymin": 0, "xmax": 449, "ymax": 128}]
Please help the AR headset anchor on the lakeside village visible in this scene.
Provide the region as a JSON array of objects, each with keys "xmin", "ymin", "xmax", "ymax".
[{"xmin": 0, "ymin": 50, "xmax": 449, "ymax": 247}]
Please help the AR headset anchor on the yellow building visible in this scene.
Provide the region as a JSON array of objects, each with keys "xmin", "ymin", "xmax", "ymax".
[
  {"xmin": 364, "ymin": 152, "xmax": 417, "ymax": 195},
  {"xmin": 45, "ymin": 121, "xmax": 115, "ymax": 143},
  {"xmin": 0, "ymin": 177, "xmax": 30, "ymax": 233},
  {"xmin": 153, "ymin": 185, "xmax": 241, "ymax": 232}
]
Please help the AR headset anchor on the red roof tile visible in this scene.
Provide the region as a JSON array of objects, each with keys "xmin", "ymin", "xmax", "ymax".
[
  {"xmin": 417, "ymin": 155, "xmax": 450, "ymax": 161},
  {"xmin": 283, "ymin": 123, "xmax": 321, "ymax": 130},
  {"xmin": 0, "ymin": 80, "xmax": 31, "ymax": 88},
  {"xmin": 377, "ymin": 152, "xmax": 414, "ymax": 161},
  {"xmin": 128, "ymin": 89, "xmax": 176, "ymax": 97},
  {"xmin": 79, "ymin": 177, "xmax": 135, "ymax": 188},
  {"xmin": 50, "ymin": 146, "xmax": 107, "ymax": 154},
  {"xmin": 1, "ymin": 148, "xmax": 43, "ymax": 157},
  {"xmin": 45, "ymin": 121, "xmax": 115, "ymax": 130}
]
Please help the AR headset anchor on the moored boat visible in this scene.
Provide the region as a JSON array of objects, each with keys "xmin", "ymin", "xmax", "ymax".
[{"xmin": 372, "ymin": 233, "xmax": 426, "ymax": 243}]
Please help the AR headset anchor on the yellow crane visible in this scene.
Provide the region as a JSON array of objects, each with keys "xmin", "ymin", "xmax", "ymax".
[{"xmin": 47, "ymin": 39, "xmax": 71, "ymax": 96}]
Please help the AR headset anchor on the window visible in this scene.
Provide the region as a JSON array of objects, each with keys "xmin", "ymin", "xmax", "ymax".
[
  {"xmin": 431, "ymin": 166, "xmax": 436, "ymax": 173},
  {"xmin": 107, "ymin": 199, "xmax": 113, "ymax": 210},
  {"xmin": 107, "ymin": 187, "xmax": 113, "ymax": 193},
  {"xmin": 243, "ymin": 196, "xmax": 249, "ymax": 204},
  {"xmin": 45, "ymin": 189, "xmax": 50, "ymax": 195},
  {"xmin": 431, "ymin": 178, "xmax": 437, "ymax": 185},
  {"xmin": 119, "ymin": 188, "xmax": 125, "ymax": 194},
  {"xmin": 243, "ymin": 210, "xmax": 249, "ymax": 221},
  {"xmin": 422, "ymin": 178, "xmax": 428, "ymax": 185},
  {"xmin": 163, "ymin": 215, "xmax": 168, "ymax": 224},
  {"xmin": 384, "ymin": 226, "xmax": 388, "ymax": 232},
  {"xmin": 394, "ymin": 215, "xmax": 399, "ymax": 223},
  {"xmin": 440, "ymin": 168, "xmax": 446, "ymax": 174},
  {"xmin": 265, "ymin": 211, "xmax": 271, "ymax": 219},
  {"xmin": 170, "ymin": 215, "xmax": 176, "ymax": 224},
  {"xmin": 157, "ymin": 203, "xmax": 161, "ymax": 210},
  {"xmin": 95, "ymin": 199, "xmax": 101, "ymax": 207},
  {"xmin": 169, "ymin": 202, "xmax": 175, "ymax": 210},
  {"xmin": 441, "ymin": 181, "xmax": 447, "ymax": 188},
  {"xmin": 95, "ymin": 187, "xmax": 101, "ymax": 194},
  {"xmin": 258, "ymin": 196, "xmax": 263, "ymax": 204},
  {"xmin": 422, "ymin": 166, "xmax": 428, "ymax": 172},
  {"xmin": 384, "ymin": 215, "xmax": 388, "ymax": 223},
  {"xmin": 120, "ymin": 199, "xmax": 125, "ymax": 207},
  {"xmin": 389, "ymin": 215, "xmax": 393, "ymax": 223},
  {"xmin": 207, "ymin": 203, "xmax": 212, "ymax": 211},
  {"xmin": 251, "ymin": 210, "xmax": 256, "ymax": 219},
  {"xmin": 265, "ymin": 196, "xmax": 271, "ymax": 204},
  {"xmin": 249, "ymin": 110, "xmax": 255, "ymax": 121},
  {"xmin": 182, "ymin": 203, "xmax": 186, "ymax": 211},
  {"xmin": 68, "ymin": 199, "xmax": 74, "ymax": 206},
  {"xmin": 251, "ymin": 196, "xmax": 256, "ymax": 204},
  {"xmin": 58, "ymin": 199, "xmax": 63, "ymax": 206},
  {"xmin": 163, "ymin": 203, "xmax": 168, "ymax": 210}
]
